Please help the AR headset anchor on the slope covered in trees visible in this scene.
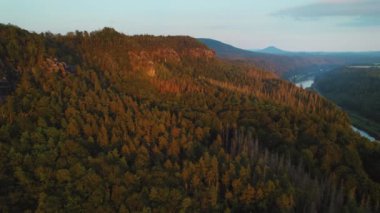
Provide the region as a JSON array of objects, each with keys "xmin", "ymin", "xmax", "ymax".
[
  {"xmin": 1, "ymin": 24, "xmax": 380, "ymax": 212},
  {"xmin": 314, "ymin": 67, "xmax": 380, "ymax": 140}
]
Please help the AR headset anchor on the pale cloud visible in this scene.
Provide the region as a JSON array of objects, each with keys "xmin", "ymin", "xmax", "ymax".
[
  {"xmin": 319, "ymin": 0, "xmax": 361, "ymax": 3},
  {"xmin": 274, "ymin": 0, "xmax": 380, "ymax": 26}
]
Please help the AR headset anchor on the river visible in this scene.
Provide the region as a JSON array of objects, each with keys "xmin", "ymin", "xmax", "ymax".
[
  {"xmin": 295, "ymin": 79, "xmax": 314, "ymax": 88},
  {"xmin": 294, "ymin": 78, "xmax": 377, "ymax": 142},
  {"xmin": 351, "ymin": 126, "xmax": 376, "ymax": 142}
]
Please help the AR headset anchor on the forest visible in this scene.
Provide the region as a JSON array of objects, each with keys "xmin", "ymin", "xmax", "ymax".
[
  {"xmin": 314, "ymin": 67, "xmax": 380, "ymax": 140},
  {"xmin": 1, "ymin": 24, "xmax": 380, "ymax": 212}
]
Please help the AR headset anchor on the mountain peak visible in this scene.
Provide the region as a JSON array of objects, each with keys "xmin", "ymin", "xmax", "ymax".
[{"xmin": 260, "ymin": 46, "xmax": 287, "ymax": 54}]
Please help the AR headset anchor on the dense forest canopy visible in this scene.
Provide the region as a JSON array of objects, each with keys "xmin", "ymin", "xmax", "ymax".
[{"xmin": 1, "ymin": 24, "xmax": 380, "ymax": 212}]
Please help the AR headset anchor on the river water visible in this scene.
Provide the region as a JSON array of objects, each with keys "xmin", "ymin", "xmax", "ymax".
[
  {"xmin": 351, "ymin": 126, "xmax": 376, "ymax": 142},
  {"xmin": 295, "ymin": 79, "xmax": 314, "ymax": 88},
  {"xmin": 294, "ymin": 79, "xmax": 376, "ymax": 142}
]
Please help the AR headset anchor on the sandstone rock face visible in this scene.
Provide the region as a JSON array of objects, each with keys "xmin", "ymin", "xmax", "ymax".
[
  {"xmin": 128, "ymin": 47, "xmax": 214, "ymax": 77},
  {"xmin": 151, "ymin": 48, "xmax": 181, "ymax": 64},
  {"xmin": 43, "ymin": 58, "xmax": 73, "ymax": 74},
  {"xmin": 128, "ymin": 51, "xmax": 157, "ymax": 77},
  {"xmin": 185, "ymin": 48, "xmax": 215, "ymax": 59},
  {"xmin": 146, "ymin": 61, "xmax": 156, "ymax": 77}
]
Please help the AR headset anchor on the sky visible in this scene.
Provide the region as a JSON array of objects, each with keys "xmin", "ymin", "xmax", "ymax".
[{"xmin": 1, "ymin": 0, "xmax": 380, "ymax": 51}]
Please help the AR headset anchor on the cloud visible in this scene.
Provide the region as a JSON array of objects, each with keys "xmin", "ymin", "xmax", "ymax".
[
  {"xmin": 274, "ymin": 0, "xmax": 380, "ymax": 26},
  {"xmin": 341, "ymin": 16, "xmax": 380, "ymax": 27},
  {"xmin": 319, "ymin": 0, "xmax": 360, "ymax": 3}
]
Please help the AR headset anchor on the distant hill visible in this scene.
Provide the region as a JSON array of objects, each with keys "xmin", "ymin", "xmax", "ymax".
[
  {"xmin": 257, "ymin": 46, "xmax": 380, "ymax": 58},
  {"xmin": 199, "ymin": 38, "xmax": 380, "ymax": 77},
  {"xmin": 198, "ymin": 38, "xmax": 340, "ymax": 75},
  {"xmin": 197, "ymin": 38, "xmax": 270, "ymax": 59},
  {"xmin": 258, "ymin": 46, "xmax": 290, "ymax": 55}
]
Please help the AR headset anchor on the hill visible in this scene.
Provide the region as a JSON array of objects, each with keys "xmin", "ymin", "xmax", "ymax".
[
  {"xmin": 1, "ymin": 24, "xmax": 380, "ymax": 212},
  {"xmin": 258, "ymin": 46, "xmax": 289, "ymax": 55},
  {"xmin": 198, "ymin": 38, "xmax": 342, "ymax": 75},
  {"xmin": 199, "ymin": 38, "xmax": 380, "ymax": 79},
  {"xmin": 197, "ymin": 38, "xmax": 270, "ymax": 59}
]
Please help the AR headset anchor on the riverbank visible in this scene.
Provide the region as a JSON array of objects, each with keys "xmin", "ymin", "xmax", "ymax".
[
  {"xmin": 294, "ymin": 78, "xmax": 379, "ymax": 142},
  {"xmin": 347, "ymin": 110, "xmax": 380, "ymax": 141}
]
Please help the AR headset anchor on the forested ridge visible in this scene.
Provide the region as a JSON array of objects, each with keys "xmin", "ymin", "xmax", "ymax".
[{"xmin": 1, "ymin": 24, "xmax": 380, "ymax": 212}]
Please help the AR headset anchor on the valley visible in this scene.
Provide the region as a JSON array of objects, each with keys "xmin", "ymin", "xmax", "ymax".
[
  {"xmin": 313, "ymin": 65, "xmax": 380, "ymax": 142},
  {"xmin": 292, "ymin": 74, "xmax": 378, "ymax": 142},
  {"xmin": 200, "ymin": 39, "xmax": 380, "ymax": 142}
]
